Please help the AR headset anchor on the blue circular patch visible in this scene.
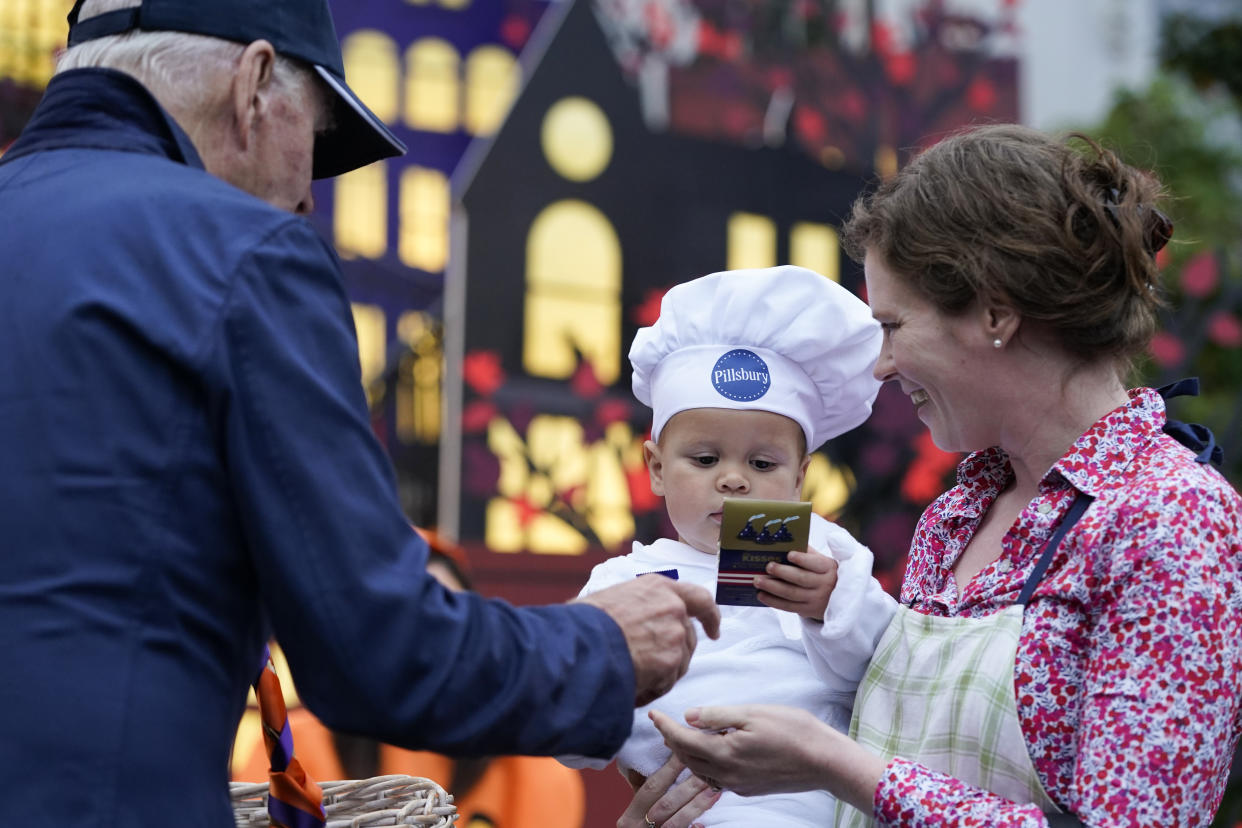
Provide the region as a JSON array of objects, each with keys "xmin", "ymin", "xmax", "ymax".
[{"xmin": 711, "ymin": 349, "xmax": 771, "ymax": 401}]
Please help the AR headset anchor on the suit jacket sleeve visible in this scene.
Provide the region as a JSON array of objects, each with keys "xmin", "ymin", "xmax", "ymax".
[{"xmin": 213, "ymin": 219, "xmax": 635, "ymax": 758}]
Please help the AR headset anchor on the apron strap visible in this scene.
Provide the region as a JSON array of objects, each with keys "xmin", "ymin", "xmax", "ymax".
[
  {"xmin": 1017, "ymin": 493, "xmax": 1094, "ymax": 607},
  {"xmin": 1016, "ymin": 496, "xmax": 1094, "ymax": 826},
  {"xmin": 1157, "ymin": 378, "xmax": 1224, "ymax": 468}
]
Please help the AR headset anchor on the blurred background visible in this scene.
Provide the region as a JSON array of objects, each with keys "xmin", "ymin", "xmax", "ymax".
[{"xmin": 3, "ymin": 0, "xmax": 1241, "ymax": 825}]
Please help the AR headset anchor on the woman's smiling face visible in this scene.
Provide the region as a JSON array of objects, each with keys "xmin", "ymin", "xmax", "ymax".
[{"xmin": 865, "ymin": 250, "xmax": 991, "ymax": 454}]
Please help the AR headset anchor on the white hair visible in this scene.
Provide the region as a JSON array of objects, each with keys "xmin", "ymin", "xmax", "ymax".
[{"xmin": 58, "ymin": 0, "xmax": 310, "ymax": 119}]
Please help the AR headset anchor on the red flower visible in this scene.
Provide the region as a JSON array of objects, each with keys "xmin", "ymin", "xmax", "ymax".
[
  {"xmin": 510, "ymin": 494, "xmax": 544, "ymax": 528},
  {"xmin": 794, "ymin": 106, "xmax": 827, "ymax": 144},
  {"xmin": 628, "ymin": 464, "xmax": 662, "ymax": 513},
  {"xmin": 885, "ymin": 52, "xmax": 917, "ymax": 86},
  {"xmin": 461, "ymin": 400, "xmax": 498, "ymax": 433},
  {"xmin": 571, "ymin": 361, "xmax": 604, "ymax": 399},
  {"xmin": 499, "ymin": 16, "xmax": 530, "ymax": 50},
  {"xmin": 1207, "ymin": 311, "xmax": 1242, "ymax": 348},
  {"xmin": 1180, "ymin": 251, "xmax": 1219, "ymax": 298},
  {"xmin": 966, "ymin": 77, "xmax": 997, "ymax": 111},
  {"xmin": 463, "ymin": 350, "xmax": 505, "ymax": 396},
  {"xmin": 633, "ymin": 288, "xmax": 667, "ymax": 327},
  {"xmin": 901, "ymin": 431, "xmax": 960, "ymax": 504},
  {"xmin": 595, "ymin": 398, "xmax": 632, "ymax": 426},
  {"xmin": 1148, "ymin": 331, "xmax": 1185, "ymax": 368},
  {"xmin": 870, "ymin": 21, "xmax": 895, "ymax": 57}
]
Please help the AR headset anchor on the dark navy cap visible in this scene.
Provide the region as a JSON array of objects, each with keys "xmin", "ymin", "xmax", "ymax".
[{"xmin": 67, "ymin": 0, "xmax": 406, "ymax": 178}]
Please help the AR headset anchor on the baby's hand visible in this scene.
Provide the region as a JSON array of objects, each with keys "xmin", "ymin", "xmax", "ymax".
[{"xmin": 753, "ymin": 546, "xmax": 838, "ymax": 621}]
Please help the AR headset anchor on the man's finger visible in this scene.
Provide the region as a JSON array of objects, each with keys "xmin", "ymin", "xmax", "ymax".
[{"xmin": 670, "ymin": 580, "xmax": 721, "ymax": 639}]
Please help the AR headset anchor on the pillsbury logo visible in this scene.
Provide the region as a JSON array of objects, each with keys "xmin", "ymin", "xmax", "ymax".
[{"xmin": 712, "ymin": 349, "xmax": 770, "ymax": 401}]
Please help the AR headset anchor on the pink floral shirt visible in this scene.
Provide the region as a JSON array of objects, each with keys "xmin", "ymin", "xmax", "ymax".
[{"xmin": 875, "ymin": 388, "xmax": 1242, "ymax": 827}]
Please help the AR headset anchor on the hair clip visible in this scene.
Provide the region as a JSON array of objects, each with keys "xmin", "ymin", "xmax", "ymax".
[{"xmin": 1103, "ymin": 188, "xmax": 1173, "ymax": 258}]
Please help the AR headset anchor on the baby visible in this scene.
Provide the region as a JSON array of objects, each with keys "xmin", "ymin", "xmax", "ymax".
[{"xmin": 563, "ymin": 266, "xmax": 896, "ymax": 826}]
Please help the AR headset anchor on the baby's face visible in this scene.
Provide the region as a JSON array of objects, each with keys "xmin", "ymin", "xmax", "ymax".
[{"xmin": 645, "ymin": 408, "xmax": 808, "ymax": 556}]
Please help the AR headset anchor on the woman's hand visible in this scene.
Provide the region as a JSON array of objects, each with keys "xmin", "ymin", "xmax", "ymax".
[
  {"xmin": 650, "ymin": 705, "xmax": 885, "ymax": 813},
  {"xmin": 617, "ymin": 754, "xmax": 721, "ymax": 828}
]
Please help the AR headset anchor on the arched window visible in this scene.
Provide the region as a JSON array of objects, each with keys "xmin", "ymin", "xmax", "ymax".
[
  {"xmin": 398, "ymin": 166, "xmax": 449, "ymax": 272},
  {"xmin": 463, "ymin": 45, "xmax": 518, "ymax": 136},
  {"xmin": 333, "ymin": 162, "xmax": 388, "ymax": 259},
  {"xmin": 341, "ymin": 30, "xmax": 399, "ymax": 124},
  {"xmin": 404, "ymin": 38, "xmax": 459, "ymax": 133},
  {"xmin": 523, "ymin": 200, "xmax": 622, "ymax": 385}
]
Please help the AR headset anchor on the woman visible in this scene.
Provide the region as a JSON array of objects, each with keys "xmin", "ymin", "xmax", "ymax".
[{"xmin": 635, "ymin": 123, "xmax": 1242, "ymax": 827}]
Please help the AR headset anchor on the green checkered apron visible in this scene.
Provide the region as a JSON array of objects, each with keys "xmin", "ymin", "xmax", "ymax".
[{"xmin": 834, "ymin": 495, "xmax": 1092, "ymax": 827}]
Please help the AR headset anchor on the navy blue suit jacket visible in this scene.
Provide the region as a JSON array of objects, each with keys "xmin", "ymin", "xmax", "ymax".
[{"xmin": 0, "ymin": 68, "xmax": 633, "ymax": 826}]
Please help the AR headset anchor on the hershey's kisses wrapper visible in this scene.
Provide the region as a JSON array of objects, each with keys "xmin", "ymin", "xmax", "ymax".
[{"xmin": 715, "ymin": 498, "xmax": 811, "ymax": 606}]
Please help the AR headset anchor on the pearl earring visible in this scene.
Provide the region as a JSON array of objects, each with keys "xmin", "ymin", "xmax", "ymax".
[{"xmin": 993, "ymin": 338, "xmax": 1003, "ymax": 349}]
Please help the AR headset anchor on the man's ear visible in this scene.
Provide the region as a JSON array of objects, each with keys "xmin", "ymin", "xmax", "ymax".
[
  {"xmin": 980, "ymin": 303, "xmax": 1021, "ymax": 350},
  {"xmin": 229, "ymin": 39, "xmax": 278, "ymax": 150},
  {"xmin": 643, "ymin": 439, "xmax": 666, "ymax": 496}
]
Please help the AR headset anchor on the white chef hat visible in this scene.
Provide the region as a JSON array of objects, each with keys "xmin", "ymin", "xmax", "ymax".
[{"xmin": 630, "ymin": 265, "xmax": 882, "ymax": 451}]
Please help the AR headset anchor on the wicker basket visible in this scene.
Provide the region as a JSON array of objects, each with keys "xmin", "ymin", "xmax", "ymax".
[{"xmin": 231, "ymin": 774, "xmax": 457, "ymax": 827}]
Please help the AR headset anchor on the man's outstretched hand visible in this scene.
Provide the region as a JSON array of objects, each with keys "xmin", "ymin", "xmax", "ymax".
[{"xmin": 578, "ymin": 576, "xmax": 721, "ymax": 706}]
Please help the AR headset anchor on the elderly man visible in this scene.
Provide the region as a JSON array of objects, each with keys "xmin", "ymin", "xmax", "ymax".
[{"xmin": 0, "ymin": 0, "xmax": 718, "ymax": 825}]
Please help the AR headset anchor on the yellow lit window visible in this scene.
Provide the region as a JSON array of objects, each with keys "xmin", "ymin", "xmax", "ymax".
[
  {"xmin": 523, "ymin": 200, "xmax": 622, "ymax": 385},
  {"xmin": 463, "ymin": 45, "xmax": 518, "ymax": 136},
  {"xmin": 404, "ymin": 38, "xmax": 460, "ymax": 133},
  {"xmin": 398, "ymin": 166, "xmax": 450, "ymax": 273},
  {"xmin": 789, "ymin": 222, "xmax": 840, "ymax": 282},
  {"xmin": 583, "ymin": 424, "xmax": 637, "ymax": 548},
  {"xmin": 351, "ymin": 303, "xmax": 386, "ymax": 404},
  {"xmin": 34, "ymin": 0, "xmax": 63, "ymax": 83},
  {"xmin": 485, "ymin": 415, "xmax": 636, "ymax": 555},
  {"xmin": 341, "ymin": 30, "xmax": 400, "ymax": 124},
  {"xmin": 0, "ymin": 1, "xmax": 23, "ymax": 82},
  {"xmin": 396, "ymin": 311, "xmax": 442, "ymax": 445},
  {"xmin": 801, "ymin": 453, "xmax": 856, "ymax": 518},
  {"xmin": 439, "ymin": 0, "xmax": 471, "ymax": 9},
  {"xmin": 334, "ymin": 162, "xmax": 388, "ymax": 259},
  {"xmin": 726, "ymin": 212, "xmax": 776, "ymax": 270}
]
